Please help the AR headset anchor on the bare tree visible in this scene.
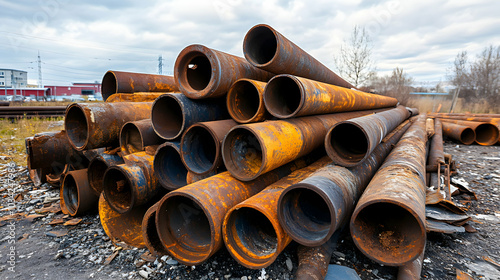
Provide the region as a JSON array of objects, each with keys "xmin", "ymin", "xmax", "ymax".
[
  {"xmin": 334, "ymin": 26, "xmax": 374, "ymax": 88},
  {"xmin": 365, "ymin": 67, "xmax": 414, "ymax": 104},
  {"xmin": 471, "ymin": 45, "xmax": 500, "ymax": 103}
]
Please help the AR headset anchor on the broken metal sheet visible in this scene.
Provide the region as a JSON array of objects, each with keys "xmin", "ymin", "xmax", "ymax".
[
  {"xmin": 425, "ymin": 205, "xmax": 471, "ymax": 226},
  {"xmin": 426, "ymin": 219, "xmax": 465, "ymax": 234}
]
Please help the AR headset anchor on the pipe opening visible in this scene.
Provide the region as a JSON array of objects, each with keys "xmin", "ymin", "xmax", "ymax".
[
  {"xmin": 121, "ymin": 123, "xmax": 143, "ymax": 154},
  {"xmin": 244, "ymin": 26, "xmax": 278, "ymax": 65},
  {"xmin": 328, "ymin": 123, "xmax": 368, "ymax": 164},
  {"xmin": 229, "ymin": 208, "xmax": 278, "ymax": 258},
  {"xmin": 181, "ymin": 126, "xmax": 217, "ymax": 174},
  {"xmin": 151, "ymin": 96, "xmax": 183, "ymax": 139},
  {"xmin": 65, "ymin": 105, "xmax": 88, "ymax": 149},
  {"xmin": 88, "ymin": 158, "xmax": 108, "ymax": 194},
  {"xmin": 154, "ymin": 144, "xmax": 187, "ymax": 189},
  {"xmin": 227, "ymin": 80, "xmax": 261, "ymax": 122},
  {"xmin": 101, "ymin": 71, "xmax": 117, "ymax": 100},
  {"xmin": 160, "ymin": 196, "xmax": 212, "ymax": 256},
  {"xmin": 184, "ymin": 54, "xmax": 212, "ymax": 91},
  {"xmin": 460, "ymin": 128, "xmax": 475, "ymax": 145},
  {"xmin": 222, "ymin": 128, "xmax": 263, "ymax": 180},
  {"xmin": 474, "ymin": 123, "xmax": 499, "ymax": 145},
  {"xmin": 351, "ymin": 202, "xmax": 425, "ymax": 265},
  {"xmin": 144, "ymin": 208, "xmax": 167, "ymax": 255},
  {"xmin": 62, "ymin": 174, "xmax": 79, "ymax": 215},
  {"xmin": 103, "ymin": 168, "xmax": 133, "ymax": 213},
  {"xmin": 264, "ymin": 76, "xmax": 301, "ymax": 118},
  {"xmin": 280, "ymin": 188, "xmax": 331, "ymax": 243}
]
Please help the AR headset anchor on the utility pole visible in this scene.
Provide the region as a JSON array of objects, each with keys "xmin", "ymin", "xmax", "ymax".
[
  {"xmin": 38, "ymin": 51, "xmax": 43, "ymax": 88},
  {"xmin": 158, "ymin": 55, "xmax": 163, "ymax": 75}
]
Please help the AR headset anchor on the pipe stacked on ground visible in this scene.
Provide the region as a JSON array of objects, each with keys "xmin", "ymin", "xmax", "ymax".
[
  {"xmin": 226, "ymin": 79, "xmax": 269, "ymax": 123},
  {"xmin": 294, "ymin": 232, "xmax": 341, "ymax": 280},
  {"xmin": 120, "ymin": 119, "xmax": 164, "ymax": 154},
  {"xmin": 142, "ymin": 202, "xmax": 169, "ymax": 256},
  {"xmin": 87, "ymin": 152, "xmax": 124, "ymax": 194},
  {"xmin": 427, "ymin": 118, "xmax": 445, "ymax": 172},
  {"xmin": 60, "ymin": 169, "xmax": 98, "ymax": 216},
  {"xmin": 154, "ymin": 141, "xmax": 187, "ymax": 190},
  {"xmin": 325, "ymin": 106, "xmax": 412, "ymax": 167},
  {"xmin": 350, "ymin": 115, "xmax": 428, "ymax": 266},
  {"xmin": 222, "ymin": 157, "xmax": 331, "ymax": 269},
  {"xmin": 101, "ymin": 71, "xmax": 178, "ymax": 102},
  {"xmin": 441, "ymin": 122, "xmax": 475, "ymax": 145},
  {"xmin": 174, "ymin": 44, "xmax": 274, "ymax": 99},
  {"xmin": 243, "ymin": 24, "xmax": 354, "ymax": 89},
  {"xmin": 263, "ymin": 74, "xmax": 398, "ymax": 119},
  {"xmin": 439, "ymin": 119, "xmax": 498, "ymax": 146},
  {"xmin": 278, "ymin": 119, "xmax": 412, "ymax": 247},
  {"xmin": 106, "ymin": 92, "xmax": 165, "ymax": 103}
]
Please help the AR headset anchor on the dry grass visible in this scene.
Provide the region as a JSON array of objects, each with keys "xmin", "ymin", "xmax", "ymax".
[
  {"xmin": 405, "ymin": 97, "xmax": 499, "ymax": 114},
  {"xmin": 0, "ymin": 117, "xmax": 64, "ymax": 166}
]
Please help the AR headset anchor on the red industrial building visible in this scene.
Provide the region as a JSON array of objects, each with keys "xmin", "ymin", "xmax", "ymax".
[{"xmin": 0, "ymin": 83, "xmax": 101, "ymax": 100}]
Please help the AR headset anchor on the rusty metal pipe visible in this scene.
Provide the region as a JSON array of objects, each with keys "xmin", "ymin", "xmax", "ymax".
[
  {"xmin": 426, "ymin": 118, "xmax": 445, "ymax": 172},
  {"xmin": 222, "ymin": 109, "xmax": 386, "ymax": 181},
  {"xmin": 174, "ymin": 44, "xmax": 273, "ymax": 99},
  {"xmin": 155, "ymin": 156, "xmax": 317, "ymax": 266},
  {"xmin": 226, "ymin": 79, "xmax": 269, "ymax": 123},
  {"xmin": 101, "ymin": 70, "xmax": 178, "ymax": 102},
  {"xmin": 142, "ymin": 202, "xmax": 169, "ymax": 256},
  {"xmin": 397, "ymin": 245, "xmax": 425, "ymax": 280},
  {"xmin": 102, "ymin": 152, "xmax": 160, "ymax": 214},
  {"xmin": 87, "ymin": 153, "xmax": 124, "ymax": 195},
  {"xmin": 441, "ymin": 122, "xmax": 475, "ymax": 145},
  {"xmin": 154, "ymin": 141, "xmax": 187, "ymax": 190},
  {"xmin": 65, "ymin": 102, "xmax": 152, "ymax": 151},
  {"xmin": 294, "ymin": 231, "xmax": 341, "ymax": 280},
  {"xmin": 278, "ymin": 120, "xmax": 412, "ymax": 247},
  {"xmin": 106, "ymin": 92, "xmax": 166, "ymax": 103},
  {"xmin": 243, "ymin": 24, "xmax": 354, "ymax": 89},
  {"xmin": 186, "ymin": 170, "xmax": 217, "ymax": 185},
  {"xmin": 350, "ymin": 116, "xmax": 428, "ymax": 266},
  {"xmin": 263, "ymin": 74, "xmax": 398, "ymax": 119},
  {"xmin": 151, "ymin": 93, "xmax": 228, "ymax": 140},
  {"xmin": 181, "ymin": 119, "xmax": 237, "ymax": 175},
  {"xmin": 325, "ymin": 106, "xmax": 412, "ymax": 167},
  {"xmin": 222, "ymin": 157, "xmax": 331, "ymax": 269},
  {"xmin": 439, "ymin": 119, "xmax": 499, "ymax": 145},
  {"xmin": 61, "ymin": 169, "xmax": 98, "ymax": 216},
  {"xmin": 120, "ymin": 119, "xmax": 164, "ymax": 154}
]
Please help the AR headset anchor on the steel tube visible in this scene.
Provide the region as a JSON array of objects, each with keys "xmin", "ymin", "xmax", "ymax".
[
  {"xmin": 151, "ymin": 93, "xmax": 228, "ymax": 140},
  {"xmin": 350, "ymin": 116, "xmax": 428, "ymax": 266},
  {"xmin": 101, "ymin": 70, "xmax": 178, "ymax": 102},
  {"xmin": 226, "ymin": 79, "xmax": 269, "ymax": 123},
  {"xmin": 397, "ymin": 245, "xmax": 425, "ymax": 280},
  {"xmin": 222, "ymin": 157, "xmax": 330, "ymax": 269},
  {"xmin": 154, "ymin": 141, "xmax": 187, "ymax": 190},
  {"xmin": 186, "ymin": 170, "xmax": 217, "ymax": 184},
  {"xmin": 222, "ymin": 109, "xmax": 385, "ymax": 181},
  {"xmin": 120, "ymin": 119, "xmax": 164, "ymax": 154},
  {"xmin": 65, "ymin": 102, "xmax": 152, "ymax": 151},
  {"xmin": 181, "ymin": 119, "xmax": 237, "ymax": 175},
  {"xmin": 103, "ymin": 152, "xmax": 160, "ymax": 214},
  {"xmin": 325, "ymin": 106, "xmax": 412, "ymax": 167},
  {"xmin": 243, "ymin": 24, "xmax": 354, "ymax": 89},
  {"xmin": 427, "ymin": 118, "xmax": 445, "ymax": 172},
  {"xmin": 61, "ymin": 169, "xmax": 98, "ymax": 216},
  {"xmin": 87, "ymin": 153, "xmax": 124, "ymax": 195},
  {"xmin": 142, "ymin": 202, "xmax": 169, "ymax": 256},
  {"xmin": 263, "ymin": 74, "xmax": 398, "ymax": 119},
  {"xmin": 439, "ymin": 119, "xmax": 499, "ymax": 146},
  {"xmin": 294, "ymin": 232, "xmax": 341, "ymax": 280},
  {"xmin": 441, "ymin": 122, "xmax": 475, "ymax": 145},
  {"xmin": 155, "ymin": 157, "xmax": 316, "ymax": 266},
  {"xmin": 174, "ymin": 44, "xmax": 273, "ymax": 99},
  {"xmin": 106, "ymin": 92, "xmax": 165, "ymax": 103},
  {"xmin": 278, "ymin": 120, "xmax": 412, "ymax": 247}
]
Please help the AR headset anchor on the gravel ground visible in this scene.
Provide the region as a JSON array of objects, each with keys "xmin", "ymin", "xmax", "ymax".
[{"xmin": 0, "ymin": 141, "xmax": 499, "ymax": 280}]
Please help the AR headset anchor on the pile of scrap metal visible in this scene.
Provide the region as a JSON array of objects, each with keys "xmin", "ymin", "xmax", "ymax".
[{"xmin": 24, "ymin": 24, "xmax": 483, "ymax": 280}]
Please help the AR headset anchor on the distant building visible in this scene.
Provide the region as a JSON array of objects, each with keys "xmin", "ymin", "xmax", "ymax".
[
  {"xmin": 0, "ymin": 69, "xmax": 28, "ymax": 88},
  {"xmin": 45, "ymin": 82, "xmax": 101, "ymax": 98}
]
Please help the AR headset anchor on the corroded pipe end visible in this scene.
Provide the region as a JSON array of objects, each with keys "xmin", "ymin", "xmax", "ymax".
[
  {"xmin": 120, "ymin": 122, "xmax": 145, "ymax": 154},
  {"xmin": 223, "ymin": 206, "xmax": 282, "ymax": 269},
  {"xmin": 156, "ymin": 193, "xmax": 214, "ymax": 265},
  {"xmin": 88, "ymin": 154, "xmax": 124, "ymax": 195},
  {"xmin": 474, "ymin": 123, "xmax": 499, "ymax": 146},
  {"xmin": 103, "ymin": 164, "xmax": 144, "ymax": 214},
  {"xmin": 154, "ymin": 142, "xmax": 187, "ymax": 190},
  {"xmin": 243, "ymin": 24, "xmax": 278, "ymax": 67},
  {"xmin": 61, "ymin": 169, "xmax": 98, "ymax": 216},
  {"xmin": 101, "ymin": 71, "xmax": 118, "ymax": 101},
  {"xmin": 151, "ymin": 94, "xmax": 184, "ymax": 140},
  {"xmin": 263, "ymin": 75, "xmax": 303, "ymax": 119},
  {"xmin": 350, "ymin": 201, "xmax": 426, "ymax": 266},
  {"xmin": 325, "ymin": 121, "xmax": 370, "ymax": 167},
  {"xmin": 181, "ymin": 124, "xmax": 219, "ymax": 175},
  {"xmin": 65, "ymin": 103, "xmax": 89, "ymax": 151},
  {"xmin": 222, "ymin": 126, "xmax": 264, "ymax": 181},
  {"xmin": 142, "ymin": 203, "xmax": 168, "ymax": 256},
  {"xmin": 460, "ymin": 128, "xmax": 475, "ymax": 145},
  {"xmin": 186, "ymin": 170, "xmax": 217, "ymax": 185},
  {"xmin": 227, "ymin": 79, "xmax": 267, "ymax": 123}
]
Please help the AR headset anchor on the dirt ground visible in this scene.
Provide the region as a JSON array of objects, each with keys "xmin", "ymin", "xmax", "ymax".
[{"xmin": 0, "ymin": 141, "xmax": 499, "ymax": 280}]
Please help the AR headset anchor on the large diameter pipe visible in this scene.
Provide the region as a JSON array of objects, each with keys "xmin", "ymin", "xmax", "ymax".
[
  {"xmin": 263, "ymin": 74, "xmax": 398, "ymax": 119},
  {"xmin": 155, "ymin": 156, "xmax": 317, "ymax": 266},
  {"xmin": 181, "ymin": 119, "xmax": 237, "ymax": 175},
  {"xmin": 101, "ymin": 71, "xmax": 178, "ymax": 102},
  {"xmin": 278, "ymin": 120, "xmax": 412, "ymax": 247},
  {"xmin": 439, "ymin": 119, "xmax": 499, "ymax": 146},
  {"xmin": 222, "ymin": 109, "xmax": 385, "ymax": 181},
  {"xmin": 427, "ymin": 118, "xmax": 445, "ymax": 172},
  {"xmin": 87, "ymin": 153, "xmax": 124, "ymax": 195},
  {"xmin": 243, "ymin": 24, "xmax": 354, "ymax": 89},
  {"xmin": 222, "ymin": 157, "xmax": 331, "ymax": 269},
  {"xmin": 350, "ymin": 116, "xmax": 428, "ymax": 266},
  {"xmin": 174, "ymin": 44, "xmax": 273, "ymax": 99},
  {"xmin": 441, "ymin": 122, "xmax": 475, "ymax": 145},
  {"xmin": 142, "ymin": 202, "xmax": 169, "ymax": 256},
  {"xmin": 60, "ymin": 169, "xmax": 98, "ymax": 216},
  {"xmin": 106, "ymin": 92, "xmax": 165, "ymax": 103},
  {"xmin": 226, "ymin": 79, "xmax": 269, "ymax": 123},
  {"xmin": 65, "ymin": 102, "xmax": 152, "ymax": 151},
  {"xmin": 325, "ymin": 106, "xmax": 412, "ymax": 167},
  {"xmin": 120, "ymin": 119, "xmax": 164, "ymax": 154},
  {"xmin": 154, "ymin": 141, "xmax": 188, "ymax": 190},
  {"xmin": 102, "ymin": 152, "xmax": 160, "ymax": 214},
  {"xmin": 151, "ymin": 93, "xmax": 229, "ymax": 140}
]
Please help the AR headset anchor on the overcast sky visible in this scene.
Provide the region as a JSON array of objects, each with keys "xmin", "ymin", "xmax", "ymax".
[{"xmin": 1, "ymin": 0, "xmax": 499, "ymax": 87}]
